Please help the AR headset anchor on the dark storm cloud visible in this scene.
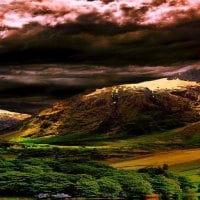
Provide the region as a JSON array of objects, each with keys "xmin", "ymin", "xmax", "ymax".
[
  {"xmin": 0, "ymin": 0, "xmax": 200, "ymax": 65},
  {"xmin": 1, "ymin": 0, "xmax": 200, "ymax": 34},
  {"xmin": 0, "ymin": 23, "xmax": 200, "ymax": 66},
  {"xmin": 0, "ymin": 63, "xmax": 199, "ymax": 87}
]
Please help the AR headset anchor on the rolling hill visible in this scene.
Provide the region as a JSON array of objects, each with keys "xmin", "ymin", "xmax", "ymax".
[{"xmin": 5, "ymin": 78, "xmax": 199, "ymax": 145}]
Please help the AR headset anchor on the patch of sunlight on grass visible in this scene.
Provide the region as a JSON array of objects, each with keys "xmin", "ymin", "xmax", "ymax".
[{"xmin": 110, "ymin": 148, "xmax": 200, "ymax": 170}]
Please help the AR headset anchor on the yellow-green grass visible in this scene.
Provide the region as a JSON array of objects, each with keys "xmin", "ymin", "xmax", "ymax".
[
  {"xmin": 109, "ymin": 148, "xmax": 200, "ymax": 185},
  {"xmin": 171, "ymin": 160, "xmax": 200, "ymax": 186},
  {"xmin": 20, "ymin": 122, "xmax": 200, "ymax": 149},
  {"xmin": 110, "ymin": 148, "xmax": 200, "ymax": 170}
]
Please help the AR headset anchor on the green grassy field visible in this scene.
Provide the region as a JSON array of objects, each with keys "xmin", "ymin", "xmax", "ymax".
[
  {"xmin": 5, "ymin": 121, "xmax": 199, "ymax": 152},
  {"xmin": 171, "ymin": 160, "xmax": 200, "ymax": 187},
  {"xmin": 110, "ymin": 149, "xmax": 200, "ymax": 169}
]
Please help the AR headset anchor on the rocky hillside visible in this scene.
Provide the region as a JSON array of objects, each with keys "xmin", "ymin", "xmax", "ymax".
[
  {"xmin": 0, "ymin": 109, "xmax": 30, "ymax": 131},
  {"xmin": 15, "ymin": 78, "xmax": 200, "ymax": 142}
]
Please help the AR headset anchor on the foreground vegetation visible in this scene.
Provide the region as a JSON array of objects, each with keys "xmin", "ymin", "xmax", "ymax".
[{"xmin": 0, "ymin": 156, "xmax": 196, "ymax": 199}]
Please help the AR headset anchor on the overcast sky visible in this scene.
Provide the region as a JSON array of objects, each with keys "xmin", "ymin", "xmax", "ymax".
[
  {"xmin": 0, "ymin": 0, "xmax": 200, "ymax": 113},
  {"xmin": 0, "ymin": 0, "xmax": 200, "ymax": 65}
]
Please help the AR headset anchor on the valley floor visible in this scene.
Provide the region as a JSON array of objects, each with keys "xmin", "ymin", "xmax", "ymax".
[
  {"xmin": 110, "ymin": 148, "xmax": 200, "ymax": 170},
  {"xmin": 108, "ymin": 148, "xmax": 200, "ymax": 186}
]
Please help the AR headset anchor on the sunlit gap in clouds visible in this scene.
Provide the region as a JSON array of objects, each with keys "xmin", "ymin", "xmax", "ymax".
[{"xmin": 0, "ymin": 0, "xmax": 200, "ymax": 38}]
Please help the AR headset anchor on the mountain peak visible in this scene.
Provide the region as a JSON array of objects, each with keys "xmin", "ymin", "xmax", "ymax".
[
  {"xmin": 125, "ymin": 78, "xmax": 198, "ymax": 91},
  {"xmin": 7, "ymin": 78, "xmax": 199, "ymax": 144},
  {"xmin": 84, "ymin": 78, "xmax": 199, "ymax": 99}
]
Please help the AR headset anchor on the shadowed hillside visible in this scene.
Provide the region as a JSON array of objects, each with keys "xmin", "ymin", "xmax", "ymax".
[
  {"xmin": 0, "ymin": 110, "xmax": 30, "ymax": 132},
  {"xmin": 174, "ymin": 69, "xmax": 200, "ymax": 82}
]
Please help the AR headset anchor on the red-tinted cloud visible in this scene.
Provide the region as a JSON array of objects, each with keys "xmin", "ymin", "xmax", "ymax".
[{"xmin": 0, "ymin": 0, "xmax": 200, "ymax": 38}]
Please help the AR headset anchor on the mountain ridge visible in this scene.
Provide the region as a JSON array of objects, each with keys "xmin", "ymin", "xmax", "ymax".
[
  {"xmin": 6, "ymin": 78, "xmax": 199, "ymax": 144},
  {"xmin": 170, "ymin": 68, "xmax": 200, "ymax": 82}
]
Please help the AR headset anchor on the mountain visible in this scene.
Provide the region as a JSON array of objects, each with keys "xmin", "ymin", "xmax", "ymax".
[
  {"xmin": 9, "ymin": 78, "xmax": 200, "ymax": 144},
  {"xmin": 0, "ymin": 109, "xmax": 30, "ymax": 131},
  {"xmin": 171, "ymin": 69, "xmax": 200, "ymax": 82}
]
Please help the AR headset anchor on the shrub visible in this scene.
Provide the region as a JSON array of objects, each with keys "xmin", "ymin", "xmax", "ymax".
[
  {"xmin": 97, "ymin": 177, "xmax": 122, "ymax": 198},
  {"xmin": 75, "ymin": 176, "xmax": 99, "ymax": 197},
  {"xmin": 150, "ymin": 175, "xmax": 182, "ymax": 198},
  {"xmin": 178, "ymin": 176, "xmax": 195, "ymax": 191},
  {"xmin": 114, "ymin": 172, "xmax": 153, "ymax": 198}
]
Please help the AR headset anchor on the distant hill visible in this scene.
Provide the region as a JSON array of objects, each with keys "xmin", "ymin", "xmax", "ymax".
[
  {"xmin": 7, "ymin": 78, "xmax": 199, "ymax": 144},
  {"xmin": 171, "ymin": 69, "xmax": 200, "ymax": 82},
  {"xmin": 0, "ymin": 109, "xmax": 30, "ymax": 131}
]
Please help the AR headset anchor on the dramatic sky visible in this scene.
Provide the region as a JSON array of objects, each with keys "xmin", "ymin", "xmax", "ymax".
[{"xmin": 0, "ymin": 0, "xmax": 200, "ymax": 113}]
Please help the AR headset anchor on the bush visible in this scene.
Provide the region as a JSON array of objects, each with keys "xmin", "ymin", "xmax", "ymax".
[
  {"xmin": 178, "ymin": 176, "xmax": 195, "ymax": 191},
  {"xmin": 75, "ymin": 176, "xmax": 99, "ymax": 197},
  {"xmin": 114, "ymin": 172, "xmax": 153, "ymax": 198},
  {"xmin": 150, "ymin": 175, "xmax": 182, "ymax": 198},
  {"xmin": 97, "ymin": 177, "xmax": 122, "ymax": 198}
]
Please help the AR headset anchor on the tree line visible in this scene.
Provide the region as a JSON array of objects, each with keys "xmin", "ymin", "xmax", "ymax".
[{"xmin": 0, "ymin": 157, "xmax": 195, "ymax": 199}]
